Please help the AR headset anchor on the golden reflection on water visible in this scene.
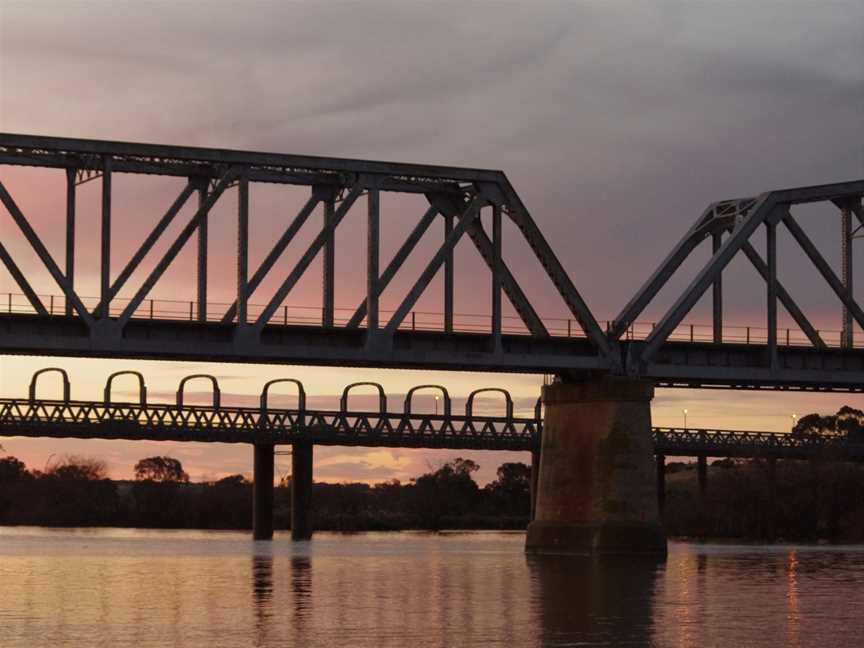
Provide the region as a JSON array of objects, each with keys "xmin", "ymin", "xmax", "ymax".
[
  {"xmin": 2, "ymin": 529, "xmax": 864, "ymax": 648},
  {"xmin": 787, "ymin": 549, "xmax": 800, "ymax": 648}
]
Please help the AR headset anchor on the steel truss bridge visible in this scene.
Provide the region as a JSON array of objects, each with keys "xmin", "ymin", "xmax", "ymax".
[
  {"xmin": 0, "ymin": 134, "xmax": 862, "ymax": 392},
  {"xmin": 2, "ymin": 369, "xmax": 862, "ymax": 461}
]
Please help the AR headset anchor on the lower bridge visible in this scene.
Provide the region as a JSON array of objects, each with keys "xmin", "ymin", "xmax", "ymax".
[{"xmin": 2, "ymin": 368, "xmax": 862, "ymax": 540}]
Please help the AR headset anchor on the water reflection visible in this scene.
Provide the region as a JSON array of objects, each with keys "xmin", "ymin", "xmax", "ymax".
[
  {"xmin": 527, "ymin": 554, "xmax": 662, "ymax": 647},
  {"xmin": 786, "ymin": 549, "xmax": 800, "ymax": 648},
  {"xmin": 291, "ymin": 555, "xmax": 312, "ymax": 616},
  {"xmin": 251, "ymin": 551, "xmax": 273, "ymax": 646}
]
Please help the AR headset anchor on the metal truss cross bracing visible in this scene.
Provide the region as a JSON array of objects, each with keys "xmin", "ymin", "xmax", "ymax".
[
  {"xmin": 2, "ymin": 368, "xmax": 862, "ymax": 458},
  {"xmin": 1, "ymin": 134, "xmax": 863, "ymax": 391},
  {"xmin": 2, "ymin": 399, "xmax": 863, "ymax": 460}
]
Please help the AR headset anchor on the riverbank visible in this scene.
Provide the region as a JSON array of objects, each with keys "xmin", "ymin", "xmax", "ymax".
[{"xmin": 3, "ymin": 456, "xmax": 864, "ymax": 541}]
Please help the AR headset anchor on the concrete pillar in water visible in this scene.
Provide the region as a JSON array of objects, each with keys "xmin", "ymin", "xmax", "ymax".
[
  {"xmin": 530, "ymin": 449, "xmax": 540, "ymax": 521},
  {"xmin": 526, "ymin": 377, "xmax": 666, "ymax": 556},
  {"xmin": 253, "ymin": 443, "xmax": 275, "ymax": 540},
  {"xmin": 291, "ymin": 440, "xmax": 314, "ymax": 540},
  {"xmin": 656, "ymin": 454, "xmax": 666, "ymax": 515}
]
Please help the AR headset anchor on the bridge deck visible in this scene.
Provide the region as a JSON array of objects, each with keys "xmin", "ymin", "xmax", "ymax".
[
  {"xmin": 1, "ymin": 314, "xmax": 861, "ymax": 391},
  {"xmin": 2, "ymin": 399, "xmax": 862, "ymax": 459}
]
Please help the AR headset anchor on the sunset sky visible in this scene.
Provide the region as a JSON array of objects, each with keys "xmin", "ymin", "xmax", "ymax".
[{"xmin": 0, "ymin": 2, "xmax": 861, "ymax": 485}]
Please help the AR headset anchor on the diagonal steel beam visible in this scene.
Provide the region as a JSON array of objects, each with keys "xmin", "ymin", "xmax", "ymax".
[
  {"xmin": 461, "ymin": 215, "xmax": 548, "ymax": 338},
  {"xmin": 783, "ymin": 210, "xmax": 864, "ymax": 331},
  {"xmin": 497, "ymin": 178, "xmax": 609, "ymax": 356},
  {"xmin": 612, "ymin": 203, "xmax": 718, "ymax": 339},
  {"xmin": 641, "ymin": 194, "xmax": 776, "ymax": 362},
  {"xmin": 383, "ymin": 196, "xmax": 483, "ymax": 336},
  {"xmin": 0, "ymin": 242, "xmax": 48, "ymax": 315},
  {"xmin": 221, "ymin": 193, "xmax": 320, "ymax": 323},
  {"xmin": 253, "ymin": 183, "xmax": 363, "ymax": 330},
  {"xmin": 0, "ymin": 179, "xmax": 94, "ymax": 327},
  {"xmin": 116, "ymin": 171, "xmax": 237, "ymax": 330},
  {"xmin": 346, "ymin": 207, "xmax": 439, "ymax": 329},
  {"xmin": 738, "ymin": 239, "xmax": 826, "ymax": 349},
  {"xmin": 93, "ymin": 180, "xmax": 196, "ymax": 316}
]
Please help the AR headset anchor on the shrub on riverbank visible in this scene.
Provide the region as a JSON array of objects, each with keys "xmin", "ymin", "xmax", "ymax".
[{"xmin": 663, "ymin": 459, "xmax": 864, "ymax": 542}]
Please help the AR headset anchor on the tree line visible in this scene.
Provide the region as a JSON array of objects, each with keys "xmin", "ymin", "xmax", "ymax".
[{"xmin": 0, "ymin": 454, "xmax": 532, "ymax": 531}]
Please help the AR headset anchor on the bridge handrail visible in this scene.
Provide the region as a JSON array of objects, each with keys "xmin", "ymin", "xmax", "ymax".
[
  {"xmin": 104, "ymin": 371, "xmax": 147, "ymax": 406},
  {"xmin": 465, "ymin": 388, "xmax": 513, "ymax": 420},
  {"xmin": 340, "ymin": 382, "xmax": 386, "ymax": 413},
  {"xmin": 177, "ymin": 374, "xmax": 221, "ymax": 409},
  {"xmin": 404, "ymin": 385, "xmax": 451, "ymax": 418},
  {"xmin": 28, "ymin": 368, "xmax": 70, "ymax": 404}
]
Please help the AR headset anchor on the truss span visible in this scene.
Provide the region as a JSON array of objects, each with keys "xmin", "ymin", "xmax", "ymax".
[{"xmin": 0, "ymin": 134, "xmax": 862, "ymax": 390}]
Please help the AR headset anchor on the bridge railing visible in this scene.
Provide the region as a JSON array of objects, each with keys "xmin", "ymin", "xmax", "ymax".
[
  {"xmin": 0, "ymin": 398, "xmax": 541, "ymax": 449},
  {"xmin": 3, "ymin": 290, "xmax": 860, "ymax": 349}
]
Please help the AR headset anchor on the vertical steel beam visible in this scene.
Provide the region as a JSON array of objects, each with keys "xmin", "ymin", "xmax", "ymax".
[
  {"xmin": 323, "ymin": 196, "xmax": 335, "ymax": 327},
  {"xmin": 444, "ymin": 212, "xmax": 454, "ymax": 332},
  {"xmin": 65, "ymin": 168, "xmax": 76, "ymax": 316},
  {"xmin": 712, "ymin": 232, "xmax": 723, "ymax": 343},
  {"xmin": 197, "ymin": 181, "xmax": 208, "ymax": 322},
  {"xmin": 291, "ymin": 440, "xmax": 314, "ymax": 540},
  {"xmin": 367, "ymin": 186, "xmax": 380, "ymax": 334},
  {"xmin": 491, "ymin": 204, "xmax": 502, "ymax": 350},
  {"xmin": 346, "ymin": 206, "xmax": 438, "ymax": 329},
  {"xmin": 100, "ymin": 158, "xmax": 112, "ymax": 318},
  {"xmin": 841, "ymin": 205, "xmax": 853, "ymax": 349},
  {"xmin": 767, "ymin": 221, "xmax": 778, "ymax": 369},
  {"xmin": 237, "ymin": 174, "xmax": 249, "ymax": 325},
  {"xmin": 383, "ymin": 197, "xmax": 481, "ymax": 335},
  {"xmin": 253, "ymin": 443, "xmax": 274, "ymax": 540},
  {"xmin": 253, "ymin": 185, "xmax": 361, "ymax": 331},
  {"xmin": 220, "ymin": 193, "xmax": 321, "ymax": 324}
]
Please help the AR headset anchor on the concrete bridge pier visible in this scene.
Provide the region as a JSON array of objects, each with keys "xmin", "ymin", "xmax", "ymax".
[
  {"xmin": 526, "ymin": 377, "xmax": 667, "ymax": 556},
  {"xmin": 530, "ymin": 449, "xmax": 540, "ymax": 521},
  {"xmin": 253, "ymin": 443, "xmax": 275, "ymax": 540},
  {"xmin": 291, "ymin": 440, "xmax": 314, "ymax": 540}
]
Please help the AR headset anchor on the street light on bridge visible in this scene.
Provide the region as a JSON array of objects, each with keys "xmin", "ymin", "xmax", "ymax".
[
  {"xmin": 791, "ymin": 413, "xmax": 798, "ymax": 431},
  {"xmin": 682, "ymin": 409, "xmax": 688, "ymax": 429},
  {"xmin": 435, "ymin": 395, "xmax": 439, "ymax": 416}
]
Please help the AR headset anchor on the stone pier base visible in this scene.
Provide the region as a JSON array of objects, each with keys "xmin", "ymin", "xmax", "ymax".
[{"xmin": 525, "ymin": 378, "xmax": 666, "ymax": 556}]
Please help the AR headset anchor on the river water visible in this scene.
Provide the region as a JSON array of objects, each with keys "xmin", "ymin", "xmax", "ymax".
[{"xmin": 1, "ymin": 528, "xmax": 862, "ymax": 647}]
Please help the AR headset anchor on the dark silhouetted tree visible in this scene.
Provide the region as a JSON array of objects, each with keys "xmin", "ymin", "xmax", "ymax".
[
  {"xmin": 48, "ymin": 455, "xmax": 107, "ymax": 481},
  {"xmin": 0, "ymin": 456, "xmax": 31, "ymax": 482},
  {"xmin": 485, "ymin": 462, "xmax": 530, "ymax": 518},
  {"xmin": 412, "ymin": 457, "xmax": 481, "ymax": 528},
  {"xmin": 134, "ymin": 456, "xmax": 190, "ymax": 483}
]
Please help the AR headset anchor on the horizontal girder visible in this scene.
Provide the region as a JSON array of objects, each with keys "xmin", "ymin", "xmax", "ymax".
[{"xmin": 2, "ymin": 398, "xmax": 863, "ymax": 460}]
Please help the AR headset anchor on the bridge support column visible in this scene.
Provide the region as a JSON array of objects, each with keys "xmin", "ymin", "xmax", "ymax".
[
  {"xmin": 697, "ymin": 455, "xmax": 708, "ymax": 499},
  {"xmin": 526, "ymin": 377, "xmax": 666, "ymax": 556},
  {"xmin": 253, "ymin": 443, "xmax": 274, "ymax": 540},
  {"xmin": 530, "ymin": 449, "xmax": 540, "ymax": 521},
  {"xmin": 291, "ymin": 440, "xmax": 314, "ymax": 540},
  {"xmin": 656, "ymin": 454, "xmax": 666, "ymax": 515}
]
